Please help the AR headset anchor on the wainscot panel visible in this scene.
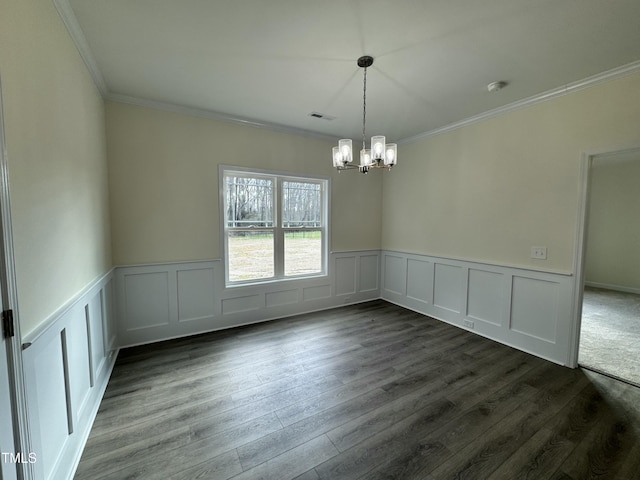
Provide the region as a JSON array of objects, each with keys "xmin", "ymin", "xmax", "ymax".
[
  {"xmin": 21, "ymin": 270, "xmax": 117, "ymax": 480},
  {"xmin": 177, "ymin": 267, "xmax": 216, "ymax": 322},
  {"xmin": 115, "ymin": 252, "xmax": 381, "ymax": 347},
  {"xmin": 115, "ymin": 261, "xmax": 219, "ymax": 346},
  {"xmin": 406, "ymin": 258, "xmax": 433, "ymax": 305},
  {"xmin": 359, "ymin": 254, "xmax": 380, "ymax": 292},
  {"xmin": 381, "ymin": 251, "xmax": 575, "ymax": 366}
]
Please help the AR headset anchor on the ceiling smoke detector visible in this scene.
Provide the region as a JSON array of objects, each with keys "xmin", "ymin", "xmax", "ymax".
[{"xmin": 487, "ymin": 81, "xmax": 508, "ymax": 92}]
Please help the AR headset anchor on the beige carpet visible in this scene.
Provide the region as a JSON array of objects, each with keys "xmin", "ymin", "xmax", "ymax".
[{"xmin": 579, "ymin": 287, "xmax": 640, "ymax": 387}]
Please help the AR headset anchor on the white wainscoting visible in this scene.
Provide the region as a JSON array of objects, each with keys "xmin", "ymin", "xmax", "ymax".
[
  {"xmin": 15, "ymin": 249, "xmax": 578, "ymax": 479},
  {"xmin": 380, "ymin": 251, "xmax": 575, "ymax": 366},
  {"xmin": 115, "ymin": 251, "xmax": 381, "ymax": 347},
  {"xmin": 21, "ymin": 271, "xmax": 117, "ymax": 480}
]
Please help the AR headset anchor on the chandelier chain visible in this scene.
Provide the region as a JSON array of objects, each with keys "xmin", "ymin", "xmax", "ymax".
[{"xmin": 362, "ymin": 66, "xmax": 367, "ymax": 152}]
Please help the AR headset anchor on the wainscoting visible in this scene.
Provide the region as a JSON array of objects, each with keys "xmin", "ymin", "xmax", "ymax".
[
  {"xmin": 115, "ymin": 251, "xmax": 381, "ymax": 347},
  {"xmin": 21, "ymin": 271, "xmax": 117, "ymax": 480},
  {"xmin": 18, "ymin": 249, "xmax": 579, "ymax": 479},
  {"xmin": 380, "ymin": 251, "xmax": 575, "ymax": 366},
  {"xmin": 115, "ymin": 250, "xmax": 576, "ymax": 363}
]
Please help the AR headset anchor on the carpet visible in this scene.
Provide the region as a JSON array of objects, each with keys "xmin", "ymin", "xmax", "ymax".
[{"xmin": 578, "ymin": 287, "xmax": 640, "ymax": 387}]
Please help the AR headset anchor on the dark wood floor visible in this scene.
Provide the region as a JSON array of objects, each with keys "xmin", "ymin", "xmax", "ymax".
[{"xmin": 74, "ymin": 300, "xmax": 640, "ymax": 480}]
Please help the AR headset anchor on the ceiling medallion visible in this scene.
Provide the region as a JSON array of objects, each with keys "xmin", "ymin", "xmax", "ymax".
[{"xmin": 332, "ymin": 56, "xmax": 397, "ymax": 174}]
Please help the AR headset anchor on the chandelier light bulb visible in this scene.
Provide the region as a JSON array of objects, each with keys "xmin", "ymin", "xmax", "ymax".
[
  {"xmin": 361, "ymin": 148, "xmax": 372, "ymax": 166},
  {"xmin": 371, "ymin": 135, "xmax": 385, "ymax": 161},
  {"xmin": 338, "ymin": 139, "xmax": 353, "ymax": 164},
  {"xmin": 384, "ymin": 143, "xmax": 397, "ymax": 166},
  {"xmin": 332, "ymin": 146, "xmax": 343, "ymax": 167}
]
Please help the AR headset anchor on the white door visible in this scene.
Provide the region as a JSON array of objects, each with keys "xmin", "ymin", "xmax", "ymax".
[
  {"xmin": 0, "ymin": 74, "xmax": 18, "ymax": 480},
  {"xmin": 1, "ymin": 312, "xmax": 18, "ymax": 480}
]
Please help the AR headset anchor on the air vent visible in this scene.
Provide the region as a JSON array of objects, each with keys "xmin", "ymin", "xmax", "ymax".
[{"xmin": 308, "ymin": 112, "xmax": 336, "ymax": 121}]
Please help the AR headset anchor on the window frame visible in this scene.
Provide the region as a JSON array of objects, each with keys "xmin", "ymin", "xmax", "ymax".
[{"xmin": 220, "ymin": 165, "xmax": 330, "ymax": 287}]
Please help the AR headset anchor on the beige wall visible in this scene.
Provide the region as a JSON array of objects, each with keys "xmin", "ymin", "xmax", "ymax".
[
  {"xmin": 106, "ymin": 102, "xmax": 382, "ymax": 265},
  {"xmin": 382, "ymin": 72, "xmax": 640, "ymax": 273},
  {"xmin": 0, "ymin": 0, "xmax": 111, "ymax": 337},
  {"xmin": 585, "ymin": 150, "xmax": 640, "ymax": 289}
]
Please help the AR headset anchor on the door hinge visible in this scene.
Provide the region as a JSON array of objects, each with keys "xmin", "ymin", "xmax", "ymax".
[{"xmin": 2, "ymin": 309, "xmax": 14, "ymax": 338}]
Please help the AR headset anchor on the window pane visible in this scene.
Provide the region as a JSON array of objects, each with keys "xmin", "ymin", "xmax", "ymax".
[
  {"xmin": 282, "ymin": 181, "xmax": 321, "ymax": 227},
  {"xmin": 228, "ymin": 231, "xmax": 274, "ymax": 281},
  {"xmin": 225, "ymin": 176, "xmax": 274, "ymax": 227},
  {"xmin": 284, "ymin": 230, "xmax": 322, "ymax": 276}
]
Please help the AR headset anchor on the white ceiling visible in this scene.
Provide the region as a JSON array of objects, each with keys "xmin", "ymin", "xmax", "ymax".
[{"xmin": 63, "ymin": 0, "xmax": 640, "ymax": 142}]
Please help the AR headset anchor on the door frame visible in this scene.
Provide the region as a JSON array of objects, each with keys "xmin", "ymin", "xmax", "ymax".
[
  {"xmin": 0, "ymin": 76, "xmax": 35, "ymax": 479},
  {"xmin": 568, "ymin": 142, "xmax": 640, "ymax": 368}
]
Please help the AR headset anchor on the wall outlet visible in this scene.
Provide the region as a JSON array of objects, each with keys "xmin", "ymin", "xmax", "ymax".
[
  {"xmin": 462, "ymin": 319, "xmax": 474, "ymax": 329},
  {"xmin": 531, "ymin": 246, "xmax": 547, "ymax": 259}
]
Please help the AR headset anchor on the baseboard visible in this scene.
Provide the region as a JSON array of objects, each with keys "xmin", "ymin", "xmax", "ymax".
[{"xmin": 584, "ymin": 281, "xmax": 640, "ymax": 295}]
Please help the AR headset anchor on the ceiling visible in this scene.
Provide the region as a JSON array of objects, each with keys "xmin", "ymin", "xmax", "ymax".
[{"xmin": 63, "ymin": 0, "xmax": 640, "ymax": 143}]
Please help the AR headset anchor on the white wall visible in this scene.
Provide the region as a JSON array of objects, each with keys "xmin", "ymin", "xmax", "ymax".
[
  {"xmin": 585, "ymin": 149, "xmax": 640, "ymax": 292},
  {"xmin": 0, "ymin": 0, "xmax": 112, "ymax": 338}
]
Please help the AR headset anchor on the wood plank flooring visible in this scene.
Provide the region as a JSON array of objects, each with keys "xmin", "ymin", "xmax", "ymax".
[{"xmin": 74, "ymin": 300, "xmax": 640, "ymax": 480}]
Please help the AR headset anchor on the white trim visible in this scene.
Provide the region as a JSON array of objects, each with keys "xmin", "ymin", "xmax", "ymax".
[
  {"xmin": 219, "ymin": 165, "xmax": 330, "ymax": 287},
  {"xmin": 52, "ymin": 0, "xmax": 107, "ymax": 95},
  {"xmin": 375, "ymin": 249, "xmax": 573, "ymax": 277},
  {"xmin": 569, "ymin": 143, "xmax": 640, "ymax": 368},
  {"xmin": 106, "ymin": 93, "xmax": 338, "ymax": 141},
  {"xmin": 567, "ymin": 152, "xmax": 591, "ymax": 368},
  {"xmin": 399, "ymin": 60, "xmax": 640, "ymax": 144}
]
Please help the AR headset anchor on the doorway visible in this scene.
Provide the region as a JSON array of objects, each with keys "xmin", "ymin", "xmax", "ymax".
[{"xmin": 576, "ymin": 147, "xmax": 640, "ymax": 386}]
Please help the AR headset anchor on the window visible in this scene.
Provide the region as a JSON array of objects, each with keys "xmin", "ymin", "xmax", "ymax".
[{"xmin": 221, "ymin": 167, "xmax": 328, "ymax": 285}]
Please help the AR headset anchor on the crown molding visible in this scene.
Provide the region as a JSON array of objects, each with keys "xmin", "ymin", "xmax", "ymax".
[
  {"xmin": 53, "ymin": 0, "xmax": 336, "ymax": 142},
  {"xmin": 105, "ymin": 93, "xmax": 338, "ymax": 142},
  {"xmin": 399, "ymin": 59, "xmax": 640, "ymax": 145},
  {"xmin": 53, "ymin": 0, "xmax": 639, "ymax": 146},
  {"xmin": 52, "ymin": 0, "xmax": 108, "ymax": 95}
]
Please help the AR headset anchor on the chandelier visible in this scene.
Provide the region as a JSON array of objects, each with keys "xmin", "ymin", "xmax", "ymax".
[{"xmin": 332, "ymin": 56, "xmax": 397, "ymax": 174}]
